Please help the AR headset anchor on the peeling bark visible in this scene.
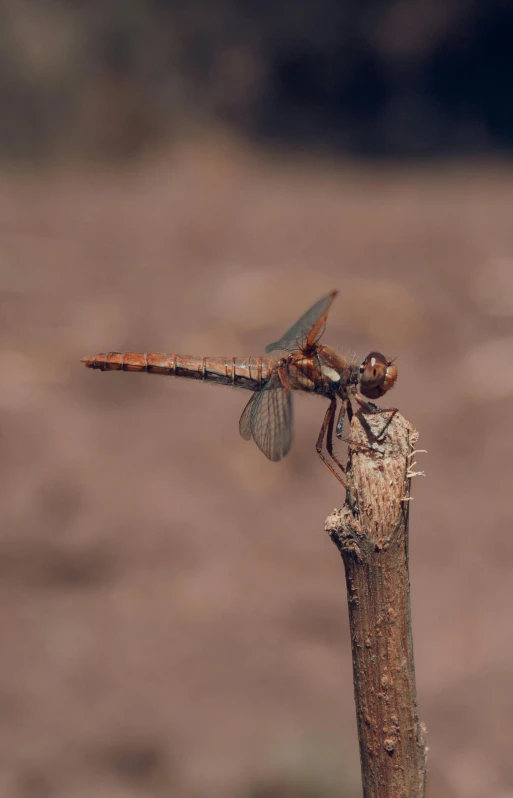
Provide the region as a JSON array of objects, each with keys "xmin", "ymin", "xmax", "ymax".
[{"xmin": 326, "ymin": 410, "xmax": 427, "ymax": 798}]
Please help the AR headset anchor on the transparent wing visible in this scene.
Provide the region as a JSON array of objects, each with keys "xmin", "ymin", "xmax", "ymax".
[
  {"xmin": 239, "ymin": 392, "xmax": 257, "ymax": 441},
  {"xmin": 265, "ymin": 291, "xmax": 338, "ymax": 353},
  {"xmin": 238, "ymin": 373, "xmax": 293, "ymax": 462}
]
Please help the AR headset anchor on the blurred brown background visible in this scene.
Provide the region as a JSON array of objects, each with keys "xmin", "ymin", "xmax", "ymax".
[{"xmin": 1, "ymin": 2, "xmax": 513, "ymax": 797}]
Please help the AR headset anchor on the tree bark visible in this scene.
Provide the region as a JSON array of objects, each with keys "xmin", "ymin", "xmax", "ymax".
[{"xmin": 325, "ymin": 409, "xmax": 427, "ymax": 798}]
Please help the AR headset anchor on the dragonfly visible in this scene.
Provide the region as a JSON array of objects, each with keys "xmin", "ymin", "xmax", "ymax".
[{"xmin": 81, "ymin": 291, "xmax": 398, "ymax": 487}]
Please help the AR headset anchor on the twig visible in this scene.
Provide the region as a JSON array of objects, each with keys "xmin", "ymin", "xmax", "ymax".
[{"xmin": 325, "ymin": 410, "xmax": 427, "ymax": 798}]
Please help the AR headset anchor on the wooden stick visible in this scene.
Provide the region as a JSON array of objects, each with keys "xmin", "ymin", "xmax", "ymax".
[{"xmin": 325, "ymin": 409, "xmax": 427, "ymax": 798}]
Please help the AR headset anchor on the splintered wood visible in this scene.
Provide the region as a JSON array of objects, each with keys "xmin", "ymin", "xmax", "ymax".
[{"xmin": 326, "ymin": 410, "xmax": 427, "ymax": 798}]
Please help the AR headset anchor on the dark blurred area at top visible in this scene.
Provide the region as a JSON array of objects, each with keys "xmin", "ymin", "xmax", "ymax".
[{"xmin": 1, "ymin": 0, "xmax": 513, "ymax": 162}]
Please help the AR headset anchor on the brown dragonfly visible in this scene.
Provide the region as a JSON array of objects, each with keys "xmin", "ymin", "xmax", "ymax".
[{"xmin": 81, "ymin": 291, "xmax": 398, "ymax": 487}]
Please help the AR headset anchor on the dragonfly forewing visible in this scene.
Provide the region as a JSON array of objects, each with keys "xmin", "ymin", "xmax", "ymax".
[{"xmin": 265, "ymin": 290, "xmax": 338, "ymax": 353}]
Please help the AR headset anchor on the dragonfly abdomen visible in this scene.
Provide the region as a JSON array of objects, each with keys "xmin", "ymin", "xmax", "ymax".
[{"xmin": 81, "ymin": 352, "xmax": 272, "ymax": 390}]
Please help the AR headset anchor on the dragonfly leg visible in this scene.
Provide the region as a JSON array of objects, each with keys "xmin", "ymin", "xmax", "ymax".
[
  {"xmin": 316, "ymin": 397, "xmax": 347, "ymax": 488},
  {"xmin": 325, "ymin": 399, "xmax": 347, "ymax": 476},
  {"xmin": 336, "ymin": 396, "xmax": 377, "ymax": 453},
  {"xmin": 335, "ymin": 400, "xmax": 346, "ymax": 440},
  {"xmin": 354, "ymin": 391, "xmax": 398, "ymax": 440}
]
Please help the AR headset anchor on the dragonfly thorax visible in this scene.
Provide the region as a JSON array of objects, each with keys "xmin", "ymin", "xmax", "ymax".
[{"xmin": 288, "ymin": 346, "xmax": 354, "ymax": 396}]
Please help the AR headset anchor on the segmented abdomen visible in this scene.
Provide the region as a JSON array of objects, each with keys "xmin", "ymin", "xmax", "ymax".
[{"xmin": 81, "ymin": 352, "xmax": 272, "ymax": 391}]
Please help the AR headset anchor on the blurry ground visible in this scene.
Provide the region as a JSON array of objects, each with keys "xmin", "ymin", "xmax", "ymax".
[{"xmin": 1, "ymin": 139, "xmax": 512, "ymax": 798}]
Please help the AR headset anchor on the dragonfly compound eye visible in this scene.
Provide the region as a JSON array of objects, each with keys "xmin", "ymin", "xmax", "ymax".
[{"xmin": 359, "ymin": 352, "xmax": 397, "ymax": 398}]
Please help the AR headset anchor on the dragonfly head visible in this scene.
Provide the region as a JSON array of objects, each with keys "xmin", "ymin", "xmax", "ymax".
[{"xmin": 359, "ymin": 352, "xmax": 398, "ymax": 399}]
